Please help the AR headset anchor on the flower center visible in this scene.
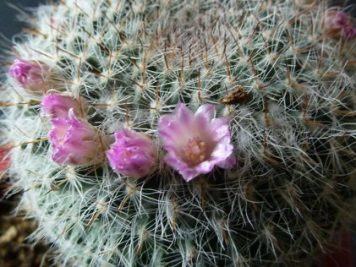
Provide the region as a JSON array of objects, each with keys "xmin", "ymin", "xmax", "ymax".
[
  {"xmin": 182, "ymin": 137, "xmax": 209, "ymax": 166},
  {"xmin": 121, "ymin": 149, "xmax": 134, "ymax": 163}
]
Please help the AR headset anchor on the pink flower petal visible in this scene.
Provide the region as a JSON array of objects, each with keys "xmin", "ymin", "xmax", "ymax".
[
  {"xmin": 195, "ymin": 160, "xmax": 216, "ymax": 173},
  {"xmin": 195, "ymin": 104, "xmax": 215, "ymax": 122},
  {"xmin": 176, "ymin": 103, "xmax": 195, "ymax": 124},
  {"xmin": 164, "ymin": 154, "xmax": 199, "ymax": 182},
  {"xmin": 211, "ymin": 118, "xmax": 231, "ymax": 141},
  {"xmin": 42, "ymin": 93, "xmax": 85, "ymax": 119},
  {"xmin": 216, "ymin": 153, "xmax": 236, "ymax": 169}
]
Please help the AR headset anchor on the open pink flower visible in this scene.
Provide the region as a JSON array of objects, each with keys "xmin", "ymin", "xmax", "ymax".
[
  {"xmin": 49, "ymin": 110, "xmax": 103, "ymax": 165},
  {"xmin": 106, "ymin": 129, "xmax": 157, "ymax": 178},
  {"xmin": 158, "ymin": 103, "xmax": 236, "ymax": 182},
  {"xmin": 41, "ymin": 93, "xmax": 86, "ymax": 119},
  {"xmin": 9, "ymin": 59, "xmax": 50, "ymax": 93},
  {"xmin": 323, "ymin": 11, "xmax": 356, "ymax": 40}
]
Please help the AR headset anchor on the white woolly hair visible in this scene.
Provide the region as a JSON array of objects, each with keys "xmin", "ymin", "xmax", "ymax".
[{"xmin": 1, "ymin": 0, "xmax": 355, "ymax": 266}]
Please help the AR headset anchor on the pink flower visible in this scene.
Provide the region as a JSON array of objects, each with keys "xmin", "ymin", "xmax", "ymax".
[
  {"xmin": 158, "ymin": 103, "xmax": 236, "ymax": 182},
  {"xmin": 9, "ymin": 59, "xmax": 50, "ymax": 93},
  {"xmin": 41, "ymin": 93, "xmax": 86, "ymax": 119},
  {"xmin": 106, "ymin": 129, "xmax": 157, "ymax": 178},
  {"xmin": 49, "ymin": 110, "xmax": 103, "ymax": 165},
  {"xmin": 323, "ymin": 11, "xmax": 356, "ymax": 40}
]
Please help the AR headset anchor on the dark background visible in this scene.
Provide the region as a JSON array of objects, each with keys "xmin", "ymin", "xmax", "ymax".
[
  {"xmin": 0, "ymin": 0, "xmax": 354, "ymax": 39},
  {"xmin": 0, "ymin": 0, "xmax": 46, "ymax": 40}
]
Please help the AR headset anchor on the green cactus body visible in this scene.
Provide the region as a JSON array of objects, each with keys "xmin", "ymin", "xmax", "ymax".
[{"xmin": 1, "ymin": 0, "xmax": 355, "ymax": 266}]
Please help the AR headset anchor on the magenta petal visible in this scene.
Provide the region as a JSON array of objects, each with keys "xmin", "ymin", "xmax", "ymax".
[
  {"xmin": 180, "ymin": 170, "xmax": 200, "ymax": 182},
  {"xmin": 211, "ymin": 117, "xmax": 231, "ymax": 141},
  {"xmin": 164, "ymin": 153, "xmax": 187, "ymax": 172},
  {"xmin": 216, "ymin": 153, "xmax": 236, "ymax": 169},
  {"xmin": 42, "ymin": 93, "xmax": 85, "ymax": 119},
  {"xmin": 195, "ymin": 161, "xmax": 215, "ymax": 173},
  {"xmin": 195, "ymin": 104, "xmax": 215, "ymax": 122},
  {"xmin": 164, "ymin": 154, "xmax": 199, "ymax": 182},
  {"xmin": 159, "ymin": 105, "xmax": 198, "ymax": 145},
  {"xmin": 211, "ymin": 137, "xmax": 234, "ymax": 158},
  {"xmin": 159, "ymin": 114, "xmax": 192, "ymax": 148},
  {"xmin": 194, "ymin": 104, "xmax": 216, "ymax": 130},
  {"xmin": 175, "ymin": 103, "xmax": 194, "ymax": 125}
]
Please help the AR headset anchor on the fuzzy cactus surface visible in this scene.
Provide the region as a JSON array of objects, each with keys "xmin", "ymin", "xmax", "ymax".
[{"xmin": 1, "ymin": 0, "xmax": 355, "ymax": 266}]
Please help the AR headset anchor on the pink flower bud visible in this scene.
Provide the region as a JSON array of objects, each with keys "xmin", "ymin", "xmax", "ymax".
[
  {"xmin": 106, "ymin": 129, "xmax": 157, "ymax": 178},
  {"xmin": 49, "ymin": 110, "xmax": 104, "ymax": 165},
  {"xmin": 158, "ymin": 103, "xmax": 236, "ymax": 182},
  {"xmin": 9, "ymin": 59, "xmax": 50, "ymax": 94},
  {"xmin": 41, "ymin": 93, "xmax": 86, "ymax": 119},
  {"xmin": 323, "ymin": 11, "xmax": 356, "ymax": 40}
]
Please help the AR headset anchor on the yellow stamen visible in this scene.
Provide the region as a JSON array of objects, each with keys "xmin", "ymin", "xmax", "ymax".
[{"xmin": 182, "ymin": 138, "xmax": 208, "ymax": 166}]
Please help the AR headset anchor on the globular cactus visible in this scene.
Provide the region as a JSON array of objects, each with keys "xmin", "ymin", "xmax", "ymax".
[{"xmin": 1, "ymin": 0, "xmax": 355, "ymax": 266}]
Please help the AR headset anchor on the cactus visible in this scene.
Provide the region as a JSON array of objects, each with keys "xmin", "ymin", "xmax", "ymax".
[{"xmin": 1, "ymin": 0, "xmax": 355, "ymax": 266}]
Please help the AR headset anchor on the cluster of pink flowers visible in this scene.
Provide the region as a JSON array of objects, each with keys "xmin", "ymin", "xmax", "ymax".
[
  {"xmin": 40, "ymin": 93, "xmax": 236, "ymax": 181},
  {"xmin": 10, "ymin": 58, "xmax": 237, "ymax": 182},
  {"xmin": 8, "ymin": 8, "xmax": 356, "ymax": 179}
]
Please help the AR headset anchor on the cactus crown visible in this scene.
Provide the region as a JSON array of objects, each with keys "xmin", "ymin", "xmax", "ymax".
[{"xmin": 1, "ymin": 0, "xmax": 355, "ymax": 266}]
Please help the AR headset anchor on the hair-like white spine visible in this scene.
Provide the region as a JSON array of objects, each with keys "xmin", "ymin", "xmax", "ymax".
[{"xmin": 1, "ymin": 0, "xmax": 355, "ymax": 266}]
